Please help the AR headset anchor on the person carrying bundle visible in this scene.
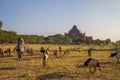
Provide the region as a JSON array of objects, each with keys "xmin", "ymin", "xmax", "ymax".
[{"xmin": 16, "ymin": 37, "xmax": 25, "ymax": 61}]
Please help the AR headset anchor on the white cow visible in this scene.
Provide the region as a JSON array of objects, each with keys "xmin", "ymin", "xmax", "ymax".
[
  {"xmin": 84, "ymin": 58, "xmax": 101, "ymax": 73},
  {"xmin": 110, "ymin": 52, "xmax": 120, "ymax": 64}
]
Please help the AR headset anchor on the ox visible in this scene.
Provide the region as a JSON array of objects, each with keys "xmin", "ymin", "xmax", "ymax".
[
  {"xmin": 26, "ymin": 48, "xmax": 33, "ymax": 56},
  {"xmin": 84, "ymin": 58, "xmax": 101, "ymax": 74},
  {"xmin": 110, "ymin": 52, "xmax": 120, "ymax": 64},
  {"xmin": 0, "ymin": 48, "xmax": 4, "ymax": 56},
  {"xmin": 4, "ymin": 48, "xmax": 11, "ymax": 56}
]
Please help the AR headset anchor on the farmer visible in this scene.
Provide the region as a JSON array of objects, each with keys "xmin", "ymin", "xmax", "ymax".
[
  {"xmin": 40, "ymin": 47, "xmax": 48, "ymax": 67},
  {"xmin": 16, "ymin": 37, "xmax": 25, "ymax": 61},
  {"xmin": 59, "ymin": 46, "xmax": 62, "ymax": 53}
]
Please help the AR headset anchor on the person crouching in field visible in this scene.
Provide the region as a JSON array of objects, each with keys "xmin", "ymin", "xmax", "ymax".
[
  {"xmin": 16, "ymin": 37, "xmax": 25, "ymax": 61},
  {"xmin": 40, "ymin": 47, "xmax": 48, "ymax": 67}
]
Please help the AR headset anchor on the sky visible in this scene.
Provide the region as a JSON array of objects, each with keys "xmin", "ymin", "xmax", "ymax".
[{"xmin": 0, "ymin": 0, "xmax": 120, "ymax": 42}]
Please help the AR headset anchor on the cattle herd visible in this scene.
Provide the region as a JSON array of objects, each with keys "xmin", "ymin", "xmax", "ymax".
[
  {"xmin": 0, "ymin": 46, "xmax": 120, "ymax": 75},
  {"xmin": 0, "ymin": 48, "xmax": 11, "ymax": 56}
]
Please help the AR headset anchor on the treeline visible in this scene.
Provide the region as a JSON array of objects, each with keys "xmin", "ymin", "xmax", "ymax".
[
  {"xmin": 0, "ymin": 30, "xmax": 18, "ymax": 43},
  {"xmin": 0, "ymin": 30, "xmax": 119, "ymax": 45},
  {"xmin": 0, "ymin": 30, "xmax": 72, "ymax": 44},
  {"xmin": 0, "ymin": 21, "xmax": 119, "ymax": 45}
]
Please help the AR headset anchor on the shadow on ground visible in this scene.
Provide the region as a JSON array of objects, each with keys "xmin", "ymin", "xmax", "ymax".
[
  {"xmin": 75, "ymin": 64, "xmax": 84, "ymax": 68},
  {"xmin": 0, "ymin": 67, "xmax": 16, "ymax": 70},
  {"xmin": 100, "ymin": 62, "xmax": 112, "ymax": 65},
  {"xmin": 36, "ymin": 72, "xmax": 80, "ymax": 80}
]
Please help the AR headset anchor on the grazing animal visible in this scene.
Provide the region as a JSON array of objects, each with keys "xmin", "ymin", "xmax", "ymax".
[
  {"xmin": 13, "ymin": 47, "xmax": 17, "ymax": 52},
  {"xmin": 40, "ymin": 47, "xmax": 46, "ymax": 54},
  {"xmin": 0, "ymin": 48, "xmax": 4, "ymax": 56},
  {"xmin": 84, "ymin": 58, "xmax": 101, "ymax": 73},
  {"xmin": 110, "ymin": 52, "xmax": 120, "ymax": 64},
  {"xmin": 77, "ymin": 48, "xmax": 81, "ymax": 52},
  {"xmin": 64, "ymin": 49, "xmax": 70, "ymax": 54},
  {"xmin": 88, "ymin": 48, "xmax": 92, "ymax": 57},
  {"xmin": 4, "ymin": 48, "xmax": 11, "ymax": 56},
  {"xmin": 26, "ymin": 48, "xmax": 33, "ymax": 56},
  {"xmin": 53, "ymin": 49, "xmax": 58, "ymax": 57}
]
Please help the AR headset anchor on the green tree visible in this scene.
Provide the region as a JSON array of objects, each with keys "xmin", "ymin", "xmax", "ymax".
[
  {"xmin": 105, "ymin": 39, "xmax": 111, "ymax": 45},
  {"xmin": 46, "ymin": 37, "xmax": 55, "ymax": 44},
  {"xmin": 46, "ymin": 34, "xmax": 72, "ymax": 44},
  {"xmin": 0, "ymin": 30, "xmax": 18, "ymax": 44}
]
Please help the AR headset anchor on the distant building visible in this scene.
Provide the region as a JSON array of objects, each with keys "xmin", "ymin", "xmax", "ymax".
[
  {"xmin": 65, "ymin": 25, "xmax": 86, "ymax": 41},
  {"xmin": 65, "ymin": 25, "xmax": 93, "ymax": 43}
]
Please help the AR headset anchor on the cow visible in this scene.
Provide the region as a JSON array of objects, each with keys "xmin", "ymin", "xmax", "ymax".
[
  {"xmin": 4, "ymin": 48, "xmax": 11, "ymax": 56},
  {"xmin": 84, "ymin": 58, "xmax": 101, "ymax": 74},
  {"xmin": 110, "ymin": 52, "xmax": 120, "ymax": 64},
  {"xmin": 40, "ymin": 47, "xmax": 46, "ymax": 54},
  {"xmin": 0, "ymin": 48, "xmax": 4, "ymax": 56},
  {"xmin": 88, "ymin": 48, "xmax": 92, "ymax": 57},
  {"xmin": 53, "ymin": 49, "xmax": 58, "ymax": 57},
  {"xmin": 64, "ymin": 49, "xmax": 70, "ymax": 54},
  {"xmin": 13, "ymin": 47, "xmax": 17, "ymax": 52},
  {"xmin": 26, "ymin": 47, "xmax": 33, "ymax": 56}
]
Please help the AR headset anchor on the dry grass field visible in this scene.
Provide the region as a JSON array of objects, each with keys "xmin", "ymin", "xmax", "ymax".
[{"xmin": 0, "ymin": 44, "xmax": 120, "ymax": 80}]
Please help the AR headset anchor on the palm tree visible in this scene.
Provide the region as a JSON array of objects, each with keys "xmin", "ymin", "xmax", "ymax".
[{"xmin": 0, "ymin": 21, "xmax": 3, "ymax": 30}]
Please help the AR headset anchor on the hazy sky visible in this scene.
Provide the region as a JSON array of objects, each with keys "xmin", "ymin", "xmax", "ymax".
[{"xmin": 0, "ymin": 0, "xmax": 120, "ymax": 42}]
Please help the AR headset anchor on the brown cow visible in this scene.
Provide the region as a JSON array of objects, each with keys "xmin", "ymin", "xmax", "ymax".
[
  {"xmin": 0, "ymin": 48, "xmax": 4, "ymax": 56},
  {"xmin": 88, "ymin": 48, "xmax": 92, "ymax": 57},
  {"xmin": 4, "ymin": 48, "xmax": 11, "ymax": 56},
  {"xmin": 64, "ymin": 49, "xmax": 70, "ymax": 54},
  {"xmin": 53, "ymin": 49, "xmax": 58, "ymax": 57},
  {"xmin": 26, "ymin": 47, "xmax": 33, "ymax": 56}
]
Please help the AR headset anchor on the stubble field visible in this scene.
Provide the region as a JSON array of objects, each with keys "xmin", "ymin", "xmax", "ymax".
[{"xmin": 0, "ymin": 44, "xmax": 120, "ymax": 80}]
